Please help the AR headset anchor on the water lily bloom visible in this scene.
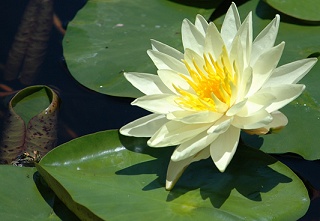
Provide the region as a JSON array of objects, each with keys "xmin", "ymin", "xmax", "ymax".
[{"xmin": 120, "ymin": 3, "xmax": 317, "ymax": 190}]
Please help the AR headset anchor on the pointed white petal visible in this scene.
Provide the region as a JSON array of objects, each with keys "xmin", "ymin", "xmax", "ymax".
[
  {"xmin": 182, "ymin": 18, "xmax": 205, "ymax": 55},
  {"xmin": 210, "ymin": 126, "xmax": 240, "ymax": 172},
  {"xmin": 251, "ymin": 15, "xmax": 280, "ymax": 65},
  {"xmin": 207, "ymin": 116, "xmax": 232, "ymax": 134},
  {"xmin": 195, "ymin": 14, "xmax": 209, "ymax": 36},
  {"xmin": 221, "ymin": 2, "xmax": 241, "ymax": 52},
  {"xmin": 204, "ymin": 22, "xmax": 225, "ymax": 60},
  {"xmin": 236, "ymin": 66, "xmax": 252, "ymax": 101},
  {"xmin": 237, "ymin": 92, "xmax": 276, "ymax": 117},
  {"xmin": 171, "ymin": 131, "xmax": 218, "ymax": 161},
  {"xmin": 166, "ymin": 148, "xmax": 210, "ymax": 190},
  {"xmin": 120, "ymin": 114, "xmax": 168, "ymax": 137},
  {"xmin": 247, "ymin": 42, "xmax": 285, "ymax": 96},
  {"xmin": 148, "ymin": 121, "xmax": 211, "ymax": 147},
  {"xmin": 264, "ymin": 84, "xmax": 306, "ymax": 112},
  {"xmin": 157, "ymin": 69, "xmax": 191, "ymax": 94},
  {"xmin": 184, "ymin": 48, "xmax": 206, "ymax": 74},
  {"xmin": 150, "ymin": 39, "xmax": 183, "ymax": 60},
  {"xmin": 233, "ymin": 12, "xmax": 252, "ymax": 67},
  {"xmin": 243, "ymin": 111, "xmax": 288, "ymax": 135},
  {"xmin": 226, "ymin": 98, "xmax": 248, "ymax": 116},
  {"xmin": 263, "ymin": 58, "xmax": 318, "ymax": 87},
  {"xmin": 132, "ymin": 94, "xmax": 182, "ymax": 114},
  {"xmin": 147, "ymin": 50, "xmax": 187, "ymax": 74},
  {"xmin": 232, "ymin": 109, "xmax": 273, "ymax": 129},
  {"xmin": 124, "ymin": 72, "xmax": 172, "ymax": 95},
  {"xmin": 167, "ymin": 110, "xmax": 223, "ymax": 124}
]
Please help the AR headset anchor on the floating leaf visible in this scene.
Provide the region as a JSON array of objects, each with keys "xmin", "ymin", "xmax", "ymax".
[
  {"xmin": 0, "ymin": 166, "xmax": 59, "ymax": 220},
  {"xmin": 37, "ymin": 130, "xmax": 309, "ymax": 220},
  {"xmin": 264, "ymin": 0, "xmax": 320, "ymax": 22},
  {"xmin": 0, "ymin": 85, "xmax": 59, "ymax": 163},
  {"xmin": 63, "ymin": 0, "xmax": 213, "ymax": 98}
]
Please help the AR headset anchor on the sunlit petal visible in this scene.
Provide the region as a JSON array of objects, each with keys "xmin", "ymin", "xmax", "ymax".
[
  {"xmin": 182, "ymin": 18, "xmax": 205, "ymax": 55},
  {"xmin": 248, "ymin": 42, "xmax": 285, "ymax": 96},
  {"xmin": 221, "ymin": 2, "xmax": 241, "ymax": 52},
  {"xmin": 124, "ymin": 72, "xmax": 172, "ymax": 95},
  {"xmin": 147, "ymin": 50, "xmax": 187, "ymax": 74},
  {"xmin": 171, "ymin": 131, "xmax": 218, "ymax": 161},
  {"xmin": 132, "ymin": 94, "xmax": 182, "ymax": 114},
  {"xmin": 167, "ymin": 110, "xmax": 223, "ymax": 124},
  {"xmin": 251, "ymin": 15, "xmax": 280, "ymax": 65},
  {"xmin": 210, "ymin": 126, "xmax": 240, "ymax": 172},
  {"xmin": 243, "ymin": 111, "xmax": 288, "ymax": 135},
  {"xmin": 148, "ymin": 121, "xmax": 211, "ymax": 147},
  {"xmin": 263, "ymin": 58, "xmax": 317, "ymax": 87},
  {"xmin": 166, "ymin": 148, "xmax": 210, "ymax": 190},
  {"xmin": 120, "ymin": 114, "xmax": 168, "ymax": 137},
  {"xmin": 150, "ymin": 39, "xmax": 183, "ymax": 60}
]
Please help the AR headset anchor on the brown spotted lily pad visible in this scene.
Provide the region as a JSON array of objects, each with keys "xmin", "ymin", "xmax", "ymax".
[{"xmin": 0, "ymin": 85, "xmax": 59, "ymax": 164}]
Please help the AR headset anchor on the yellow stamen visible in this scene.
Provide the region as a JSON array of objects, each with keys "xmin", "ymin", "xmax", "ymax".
[{"xmin": 174, "ymin": 51, "xmax": 236, "ymax": 112}]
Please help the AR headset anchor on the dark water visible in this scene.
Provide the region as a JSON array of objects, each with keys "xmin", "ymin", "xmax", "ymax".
[{"xmin": 0, "ymin": 0, "xmax": 319, "ymax": 220}]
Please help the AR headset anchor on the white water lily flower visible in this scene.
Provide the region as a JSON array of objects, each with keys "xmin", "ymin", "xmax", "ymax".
[{"xmin": 120, "ymin": 3, "xmax": 317, "ymax": 190}]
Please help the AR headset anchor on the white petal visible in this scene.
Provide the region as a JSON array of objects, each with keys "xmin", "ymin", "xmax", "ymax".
[
  {"xmin": 233, "ymin": 12, "xmax": 252, "ymax": 67},
  {"xmin": 237, "ymin": 92, "xmax": 276, "ymax": 117},
  {"xmin": 232, "ymin": 109, "xmax": 273, "ymax": 129},
  {"xmin": 195, "ymin": 14, "xmax": 208, "ymax": 36},
  {"xmin": 251, "ymin": 15, "xmax": 280, "ymax": 65},
  {"xmin": 221, "ymin": 2, "xmax": 241, "ymax": 52},
  {"xmin": 167, "ymin": 110, "xmax": 223, "ymax": 124},
  {"xmin": 210, "ymin": 126, "xmax": 240, "ymax": 172},
  {"xmin": 184, "ymin": 48, "xmax": 206, "ymax": 74},
  {"xmin": 181, "ymin": 18, "xmax": 205, "ymax": 55},
  {"xmin": 226, "ymin": 98, "xmax": 248, "ymax": 116},
  {"xmin": 150, "ymin": 39, "xmax": 183, "ymax": 60},
  {"xmin": 263, "ymin": 58, "xmax": 318, "ymax": 88},
  {"xmin": 264, "ymin": 84, "xmax": 306, "ymax": 112},
  {"xmin": 148, "ymin": 121, "xmax": 211, "ymax": 147},
  {"xmin": 124, "ymin": 72, "xmax": 172, "ymax": 95},
  {"xmin": 207, "ymin": 116, "xmax": 232, "ymax": 134},
  {"xmin": 171, "ymin": 131, "xmax": 218, "ymax": 161},
  {"xmin": 132, "ymin": 94, "xmax": 182, "ymax": 114},
  {"xmin": 120, "ymin": 114, "xmax": 168, "ymax": 137},
  {"xmin": 243, "ymin": 111, "xmax": 288, "ymax": 135},
  {"xmin": 157, "ymin": 69, "xmax": 191, "ymax": 94},
  {"xmin": 166, "ymin": 147, "xmax": 210, "ymax": 190},
  {"xmin": 247, "ymin": 42, "xmax": 285, "ymax": 96},
  {"xmin": 204, "ymin": 22, "xmax": 225, "ymax": 60},
  {"xmin": 235, "ymin": 66, "xmax": 252, "ymax": 101},
  {"xmin": 147, "ymin": 50, "xmax": 187, "ymax": 74}
]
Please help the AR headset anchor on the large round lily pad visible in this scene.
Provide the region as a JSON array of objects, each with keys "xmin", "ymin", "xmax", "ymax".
[{"xmin": 37, "ymin": 130, "xmax": 309, "ymax": 220}]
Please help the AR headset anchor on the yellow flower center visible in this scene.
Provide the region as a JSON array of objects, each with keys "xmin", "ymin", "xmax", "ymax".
[{"xmin": 174, "ymin": 52, "xmax": 236, "ymax": 112}]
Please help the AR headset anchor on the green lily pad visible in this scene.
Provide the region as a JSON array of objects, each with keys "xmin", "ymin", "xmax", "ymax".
[
  {"xmin": 63, "ymin": 0, "xmax": 213, "ymax": 98},
  {"xmin": 0, "ymin": 166, "xmax": 61, "ymax": 220},
  {"xmin": 265, "ymin": 0, "xmax": 320, "ymax": 22},
  {"xmin": 37, "ymin": 130, "xmax": 309, "ymax": 220}
]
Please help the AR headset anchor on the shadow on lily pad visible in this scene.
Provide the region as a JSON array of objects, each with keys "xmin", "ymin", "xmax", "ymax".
[{"xmin": 117, "ymin": 133, "xmax": 292, "ymax": 208}]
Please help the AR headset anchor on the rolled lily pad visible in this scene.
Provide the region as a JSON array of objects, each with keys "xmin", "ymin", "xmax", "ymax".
[
  {"xmin": 63, "ymin": 0, "xmax": 213, "ymax": 98},
  {"xmin": 0, "ymin": 85, "xmax": 59, "ymax": 164},
  {"xmin": 265, "ymin": 0, "xmax": 320, "ymax": 22},
  {"xmin": 37, "ymin": 130, "xmax": 309, "ymax": 220}
]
